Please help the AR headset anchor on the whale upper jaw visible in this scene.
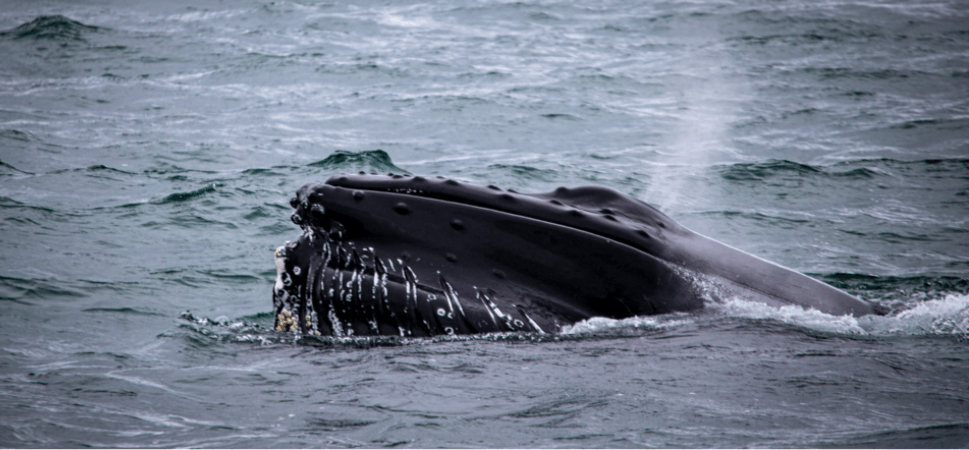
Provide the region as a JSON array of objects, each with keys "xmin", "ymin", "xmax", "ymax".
[
  {"xmin": 272, "ymin": 173, "xmax": 882, "ymax": 337},
  {"xmin": 324, "ymin": 173, "xmax": 880, "ymax": 316}
]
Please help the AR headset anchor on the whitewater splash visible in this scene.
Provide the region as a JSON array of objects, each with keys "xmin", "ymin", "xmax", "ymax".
[
  {"xmin": 562, "ymin": 294, "xmax": 969, "ymax": 338},
  {"xmin": 560, "ymin": 314, "xmax": 696, "ymax": 335}
]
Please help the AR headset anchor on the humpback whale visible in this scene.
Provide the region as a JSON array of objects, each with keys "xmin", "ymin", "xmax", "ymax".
[{"xmin": 272, "ymin": 173, "xmax": 882, "ymax": 336}]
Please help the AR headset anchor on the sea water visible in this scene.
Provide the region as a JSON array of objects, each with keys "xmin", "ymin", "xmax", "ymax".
[{"xmin": 1, "ymin": 0, "xmax": 967, "ymax": 447}]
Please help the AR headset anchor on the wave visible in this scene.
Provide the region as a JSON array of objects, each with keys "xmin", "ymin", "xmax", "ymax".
[
  {"xmin": 486, "ymin": 164, "xmax": 557, "ymax": 182},
  {"xmin": 714, "ymin": 293, "xmax": 969, "ymax": 338},
  {"xmin": 82, "ymin": 307, "xmax": 165, "ymax": 317},
  {"xmin": 153, "ymin": 183, "xmax": 219, "ymax": 205},
  {"xmin": 0, "ymin": 129, "xmax": 35, "ymax": 143},
  {"xmin": 308, "ymin": 149, "xmax": 408, "ymax": 174},
  {"xmin": 821, "ymin": 273, "xmax": 969, "ymax": 307},
  {"xmin": 0, "ymin": 159, "xmax": 34, "ymax": 176},
  {"xmin": 717, "ymin": 158, "xmax": 969, "ymax": 183},
  {"xmin": 558, "ymin": 294, "xmax": 969, "ymax": 339},
  {"xmin": 824, "ymin": 422, "xmax": 969, "ymax": 449},
  {"xmin": 0, "ymin": 15, "xmax": 99, "ymax": 41}
]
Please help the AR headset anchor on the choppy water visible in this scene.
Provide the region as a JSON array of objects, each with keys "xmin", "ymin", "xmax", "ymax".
[{"xmin": 1, "ymin": 0, "xmax": 968, "ymax": 447}]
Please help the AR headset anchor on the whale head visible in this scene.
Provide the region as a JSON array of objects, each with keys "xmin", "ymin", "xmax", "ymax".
[{"xmin": 272, "ymin": 173, "xmax": 881, "ymax": 337}]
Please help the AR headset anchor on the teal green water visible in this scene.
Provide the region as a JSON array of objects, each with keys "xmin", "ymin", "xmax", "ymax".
[{"xmin": 1, "ymin": 0, "xmax": 967, "ymax": 447}]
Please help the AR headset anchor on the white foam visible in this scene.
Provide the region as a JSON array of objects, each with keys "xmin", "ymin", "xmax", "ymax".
[
  {"xmin": 718, "ymin": 294, "xmax": 969, "ymax": 337},
  {"xmin": 869, "ymin": 294, "xmax": 969, "ymax": 336},
  {"xmin": 717, "ymin": 298, "xmax": 868, "ymax": 335},
  {"xmin": 558, "ymin": 294, "xmax": 969, "ymax": 338},
  {"xmin": 560, "ymin": 314, "xmax": 693, "ymax": 335}
]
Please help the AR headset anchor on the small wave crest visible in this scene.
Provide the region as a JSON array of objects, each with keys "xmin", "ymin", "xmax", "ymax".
[
  {"xmin": 557, "ymin": 294, "xmax": 969, "ymax": 339},
  {"xmin": 153, "ymin": 183, "xmax": 219, "ymax": 205},
  {"xmin": 718, "ymin": 294, "xmax": 969, "ymax": 338},
  {"xmin": 1, "ymin": 15, "xmax": 98, "ymax": 41},
  {"xmin": 881, "ymin": 294, "xmax": 969, "ymax": 336},
  {"xmin": 716, "ymin": 298, "xmax": 868, "ymax": 334},
  {"xmin": 308, "ymin": 150, "xmax": 407, "ymax": 175}
]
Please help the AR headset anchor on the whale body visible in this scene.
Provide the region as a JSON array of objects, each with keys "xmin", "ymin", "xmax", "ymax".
[{"xmin": 272, "ymin": 173, "xmax": 882, "ymax": 336}]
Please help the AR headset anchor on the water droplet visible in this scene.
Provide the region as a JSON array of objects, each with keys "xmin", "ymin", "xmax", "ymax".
[{"xmin": 393, "ymin": 202, "xmax": 410, "ymax": 215}]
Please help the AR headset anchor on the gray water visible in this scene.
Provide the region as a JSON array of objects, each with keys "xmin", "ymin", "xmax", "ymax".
[{"xmin": 1, "ymin": 0, "xmax": 968, "ymax": 447}]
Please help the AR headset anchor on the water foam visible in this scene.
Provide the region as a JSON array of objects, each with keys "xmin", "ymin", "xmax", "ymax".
[
  {"xmin": 873, "ymin": 294, "xmax": 969, "ymax": 336},
  {"xmin": 559, "ymin": 294, "xmax": 969, "ymax": 338},
  {"xmin": 716, "ymin": 294, "xmax": 969, "ymax": 337},
  {"xmin": 560, "ymin": 314, "xmax": 694, "ymax": 335},
  {"xmin": 716, "ymin": 297, "xmax": 868, "ymax": 334}
]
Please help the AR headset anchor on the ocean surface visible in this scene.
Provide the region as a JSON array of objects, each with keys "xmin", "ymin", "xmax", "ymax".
[{"xmin": 1, "ymin": 0, "xmax": 968, "ymax": 447}]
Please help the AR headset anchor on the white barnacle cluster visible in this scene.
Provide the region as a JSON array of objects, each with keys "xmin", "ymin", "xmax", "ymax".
[
  {"xmin": 275, "ymin": 309, "xmax": 320, "ymax": 335},
  {"xmin": 273, "ymin": 241, "xmax": 323, "ymax": 335},
  {"xmin": 276, "ymin": 308, "xmax": 298, "ymax": 332}
]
